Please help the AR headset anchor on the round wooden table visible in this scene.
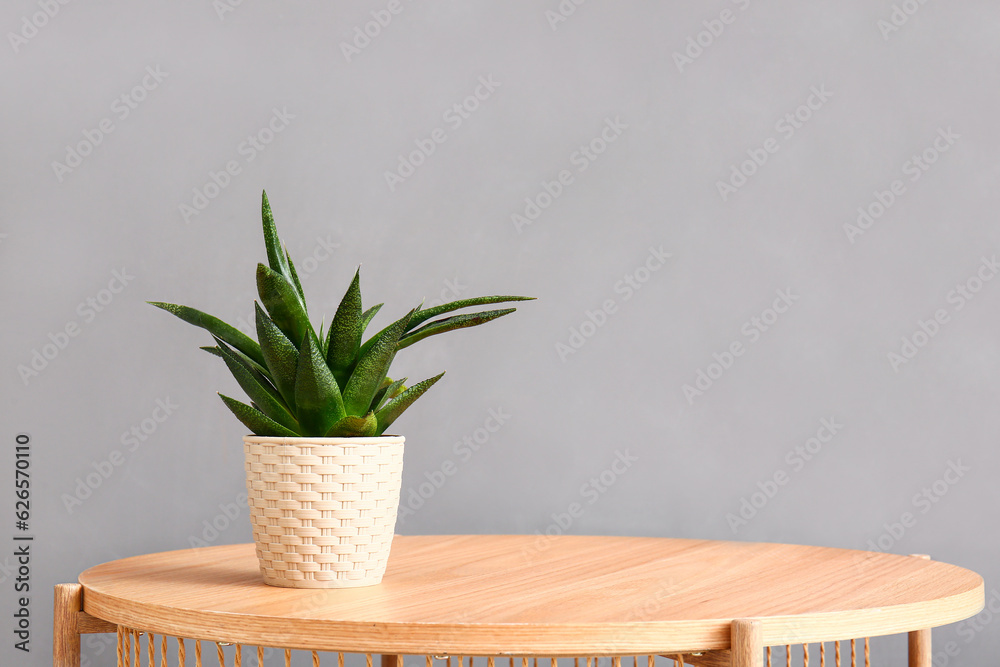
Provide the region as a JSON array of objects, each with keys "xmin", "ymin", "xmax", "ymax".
[{"xmin": 62, "ymin": 535, "xmax": 984, "ymax": 667}]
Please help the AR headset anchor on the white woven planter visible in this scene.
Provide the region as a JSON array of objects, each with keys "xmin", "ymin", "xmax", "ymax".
[{"xmin": 243, "ymin": 435, "xmax": 405, "ymax": 588}]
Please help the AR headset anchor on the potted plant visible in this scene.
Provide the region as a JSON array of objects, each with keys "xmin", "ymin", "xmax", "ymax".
[{"xmin": 150, "ymin": 191, "xmax": 530, "ymax": 588}]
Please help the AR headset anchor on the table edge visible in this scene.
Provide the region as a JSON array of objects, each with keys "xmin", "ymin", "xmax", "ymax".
[{"xmin": 78, "ymin": 538, "xmax": 986, "ymax": 655}]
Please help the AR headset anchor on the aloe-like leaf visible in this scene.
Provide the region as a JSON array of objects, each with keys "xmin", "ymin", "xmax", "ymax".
[
  {"xmin": 285, "ymin": 247, "xmax": 307, "ymax": 315},
  {"xmin": 294, "ymin": 334, "xmax": 346, "ymax": 436},
  {"xmin": 368, "ymin": 377, "xmax": 392, "ymax": 413},
  {"xmin": 370, "ymin": 377, "xmax": 407, "ymax": 413},
  {"xmin": 361, "ymin": 303, "xmax": 383, "ymax": 332},
  {"xmin": 149, "ymin": 302, "xmax": 266, "ymax": 367},
  {"xmin": 408, "ymin": 295, "xmax": 533, "ymax": 331},
  {"xmin": 215, "ymin": 339, "xmax": 299, "ymax": 432},
  {"xmin": 256, "ymin": 263, "xmax": 311, "ymax": 347},
  {"xmin": 255, "ymin": 302, "xmax": 298, "ymax": 406},
  {"xmin": 261, "ymin": 191, "xmax": 292, "ymax": 280},
  {"xmin": 399, "ymin": 308, "xmax": 516, "ymax": 350},
  {"xmin": 202, "ymin": 344, "xmax": 273, "ymax": 386},
  {"xmin": 326, "ymin": 268, "xmax": 363, "ymax": 386},
  {"xmin": 343, "ymin": 310, "xmax": 412, "ymax": 416},
  {"xmin": 387, "ymin": 379, "xmax": 407, "ymax": 400},
  {"xmin": 325, "ymin": 413, "xmax": 378, "ymax": 438},
  {"xmin": 357, "ymin": 308, "xmax": 415, "ymax": 362},
  {"xmin": 219, "ymin": 393, "xmax": 299, "ymax": 437},
  {"xmin": 375, "ymin": 372, "xmax": 445, "ymax": 435}
]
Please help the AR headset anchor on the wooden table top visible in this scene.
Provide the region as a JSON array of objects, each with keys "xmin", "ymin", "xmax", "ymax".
[{"xmin": 78, "ymin": 535, "xmax": 984, "ymax": 656}]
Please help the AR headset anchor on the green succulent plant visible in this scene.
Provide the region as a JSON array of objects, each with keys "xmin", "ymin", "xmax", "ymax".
[{"xmin": 150, "ymin": 191, "xmax": 531, "ymax": 438}]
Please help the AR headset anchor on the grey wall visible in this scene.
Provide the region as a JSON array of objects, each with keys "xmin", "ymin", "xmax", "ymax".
[{"xmin": 2, "ymin": 1, "xmax": 998, "ymax": 665}]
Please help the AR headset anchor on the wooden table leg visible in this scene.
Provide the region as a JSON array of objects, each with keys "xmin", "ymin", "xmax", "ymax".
[
  {"xmin": 731, "ymin": 619, "xmax": 763, "ymax": 667},
  {"xmin": 54, "ymin": 584, "xmax": 83, "ymax": 667},
  {"xmin": 909, "ymin": 629, "xmax": 931, "ymax": 667},
  {"xmin": 382, "ymin": 654, "xmax": 404, "ymax": 667},
  {"xmin": 908, "ymin": 554, "xmax": 932, "ymax": 667}
]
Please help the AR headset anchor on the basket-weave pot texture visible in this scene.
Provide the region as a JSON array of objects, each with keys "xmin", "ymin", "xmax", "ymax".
[{"xmin": 243, "ymin": 435, "xmax": 405, "ymax": 588}]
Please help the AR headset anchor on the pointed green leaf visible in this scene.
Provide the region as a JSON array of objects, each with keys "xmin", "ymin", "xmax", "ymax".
[
  {"xmin": 203, "ymin": 343, "xmax": 273, "ymax": 386},
  {"xmin": 375, "ymin": 372, "xmax": 445, "ymax": 435},
  {"xmin": 261, "ymin": 191, "xmax": 291, "ymax": 279},
  {"xmin": 219, "ymin": 393, "xmax": 299, "ymax": 437},
  {"xmin": 256, "ymin": 263, "xmax": 311, "ymax": 347},
  {"xmin": 357, "ymin": 308, "xmax": 415, "ymax": 362},
  {"xmin": 285, "ymin": 247, "xmax": 307, "ymax": 315},
  {"xmin": 398, "ymin": 308, "xmax": 516, "ymax": 350},
  {"xmin": 215, "ymin": 339, "xmax": 299, "ymax": 432},
  {"xmin": 255, "ymin": 302, "xmax": 299, "ymax": 407},
  {"xmin": 408, "ymin": 296, "xmax": 533, "ymax": 331},
  {"xmin": 294, "ymin": 334, "xmax": 346, "ymax": 436},
  {"xmin": 370, "ymin": 377, "xmax": 407, "ymax": 413},
  {"xmin": 149, "ymin": 302, "xmax": 266, "ymax": 366},
  {"xmin": 368, "ymin": 377, "xmax": 392, "ymax": 413},
  {"xmin": 325, "ymin": 413, "xmax": 378, "ymax": 438},
  {"xmin": 343, "ymin": 310, "xmax": 412, "ymax": 416},
  {"xmin": 361, "ymin": 303, "xmax": 383, "ymax": 332},
  {"xmin": 318, "ymin": 319, "xmax": 327, "ymax": 359},
  {"xmin": 326, "ymin": 268, "xmax": 363, "ymax": 386}
]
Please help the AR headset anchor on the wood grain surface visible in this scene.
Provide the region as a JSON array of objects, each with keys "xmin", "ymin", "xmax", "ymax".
[{"xmin": 77, "ymin": 535, "xmax": 984, "ymax": 656}]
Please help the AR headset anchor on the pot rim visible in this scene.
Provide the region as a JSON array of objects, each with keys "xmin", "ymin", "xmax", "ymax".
[{"xmin": 243, "ymin": 434, "xmax": 403, "ymax": 444}]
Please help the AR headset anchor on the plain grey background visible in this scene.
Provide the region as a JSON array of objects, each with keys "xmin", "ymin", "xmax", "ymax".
[{"xmin": 2, "ymin": 1, "xmax": 998, "ymax": 665}]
